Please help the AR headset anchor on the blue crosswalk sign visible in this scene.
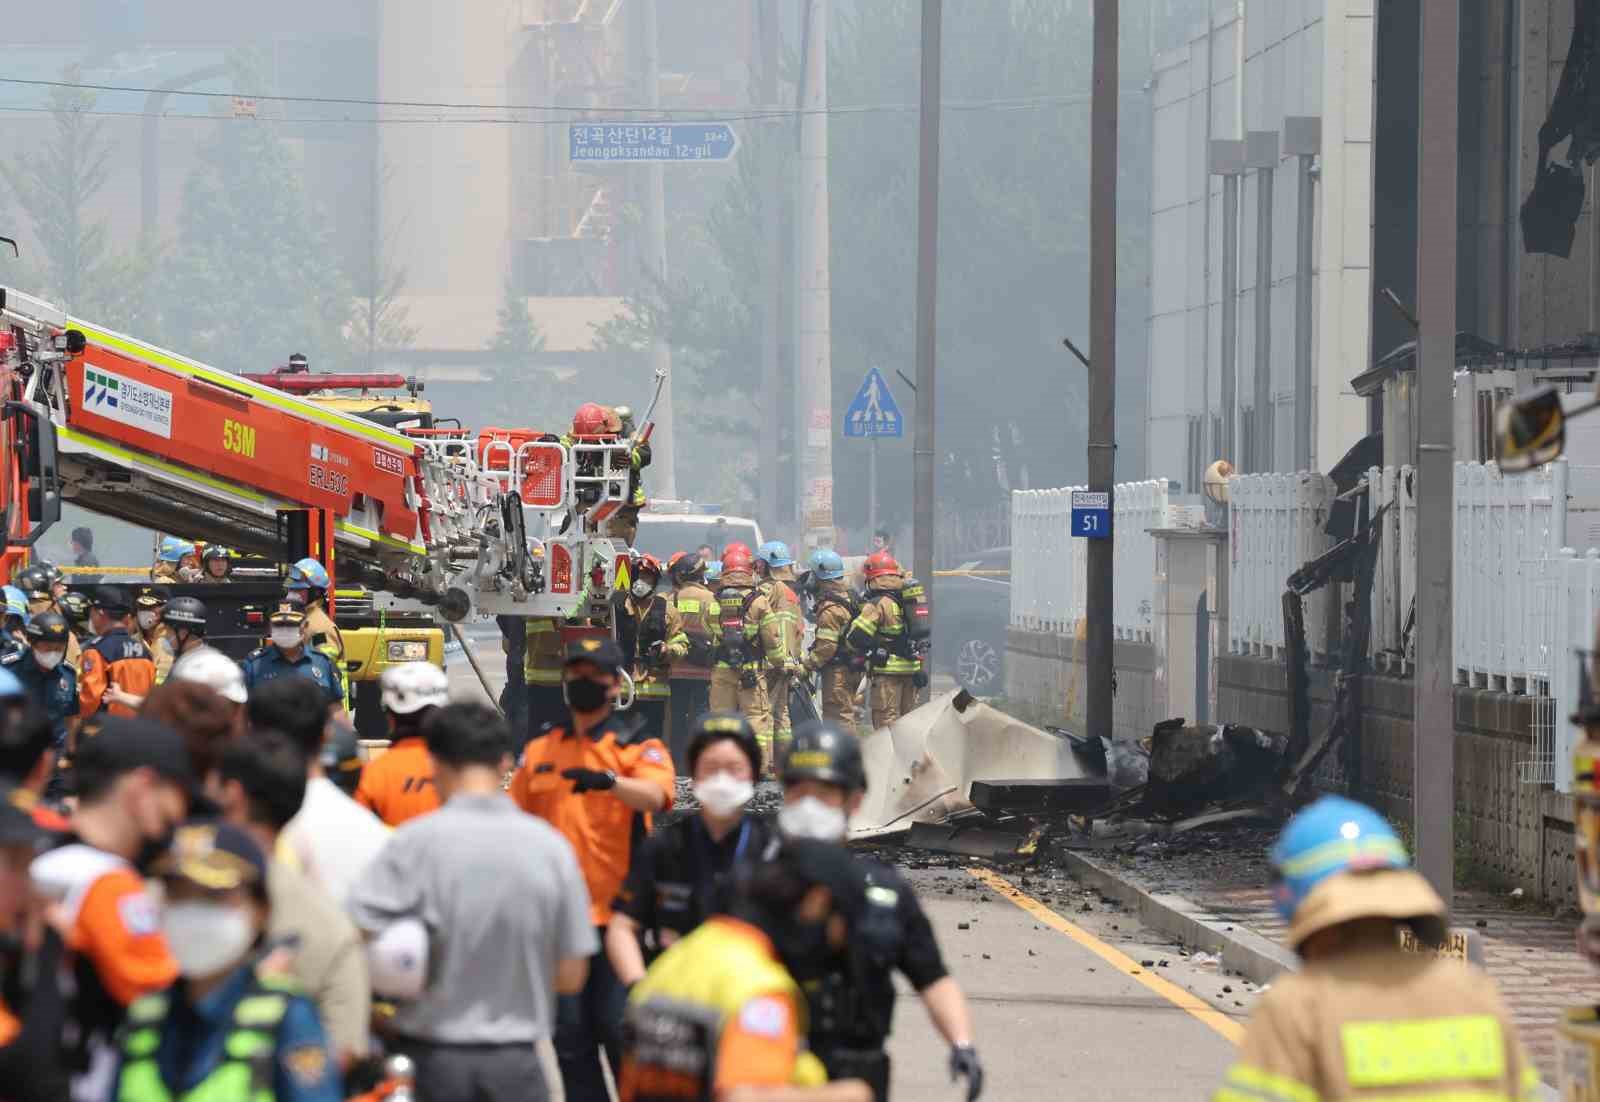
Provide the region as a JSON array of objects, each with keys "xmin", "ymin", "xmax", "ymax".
[{"xmin": 844, "ymin": 367, "xmax": 903, "ymax": 438}]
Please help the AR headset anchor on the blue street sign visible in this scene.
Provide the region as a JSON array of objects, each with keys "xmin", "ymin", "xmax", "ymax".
[
  {"xmin": 844, "ymin": 367, "xmax": 904, "ymax": 439},
  {"xmin": 1071, "ymin": 491, "xmax": 1111, "ymax": 539},
  {"xmin": 568, "ymin": 122, "xmax": 739, "ymax": 163}
]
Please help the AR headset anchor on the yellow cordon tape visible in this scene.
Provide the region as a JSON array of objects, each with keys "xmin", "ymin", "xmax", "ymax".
[
  {"xmin": 966, "ymin": 867, "xmax": 1247, "ymax": 1046},
  {"xmin": 60, "ymin": 566, "xmax": 153, "ymax": 577}
]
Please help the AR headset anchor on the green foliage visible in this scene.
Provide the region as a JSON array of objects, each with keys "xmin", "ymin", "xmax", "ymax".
[{"xmin": 487, "ymin": 277, "xmax": 546, "ymax": 361}]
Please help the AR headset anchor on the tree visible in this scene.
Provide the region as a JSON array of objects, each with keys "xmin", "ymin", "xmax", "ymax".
[
  {"xmin": 487, "ymin": 276, "xmax": 546, "ymax": 363},
  {"xmin": 161, "ymin": 55, "xmax": 352, "ymax": 372},
  {"xmin": 348, "ymin": 162, "xmax": 418, "ymax": 369}
]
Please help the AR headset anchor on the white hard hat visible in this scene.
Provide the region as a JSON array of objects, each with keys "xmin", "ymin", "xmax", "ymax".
[
  {"xmin": 169, "ymin": 646, "xmax": 247, "ymax": 704},
  {"xmin": 368, "ymin": 917, "xmax": 429, "ymax": 1000},
  {"xmin": 379, "ymin": 661, "xmax": 449, "ymax": 715}
]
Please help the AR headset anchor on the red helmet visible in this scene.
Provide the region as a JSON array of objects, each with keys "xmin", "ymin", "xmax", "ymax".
[
  {"xmin": 721, "ymin": 542, "xmax": 754, "ymax": 573},
  {"xmin": 634, "ymin": 552, "xmax": 662, "ymax": 578},
  {"xmin": 572, "ymin": 402, "xmax": 611, "ymax": 437},
  {"xmin": 865, "ymin": 549, "xmax": 901, "ymax": 579}
]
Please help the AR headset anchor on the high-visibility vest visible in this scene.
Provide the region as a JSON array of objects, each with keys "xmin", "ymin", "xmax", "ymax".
[{"xmin": 115, "ymin": 977, "xmax": 292, "ymax": 1102}]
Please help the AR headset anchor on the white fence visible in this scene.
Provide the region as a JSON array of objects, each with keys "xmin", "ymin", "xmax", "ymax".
[
  {"xmin": 1009, "ymin": 480, "xmax": 1172, "ymax": 641},
  {"xmin": 1227, "ymin": 473, "xmax": 1336, "ymax": 658},
  {"xmin": 1545, "ymin": 548, "xmax": 1600, "ymax": 790}
]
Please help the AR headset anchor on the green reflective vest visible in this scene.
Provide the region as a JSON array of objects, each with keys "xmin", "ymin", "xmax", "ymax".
[{"xmin": 116, "ymin": 981, "xmax": 290, "ymax": 1102}]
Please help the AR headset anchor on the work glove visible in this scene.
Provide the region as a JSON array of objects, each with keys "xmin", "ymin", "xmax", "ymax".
[
  {"xmin": 562, "ymin": 767, "xmax": 617, "ymax": 793},
  {"xmin": 912, "ymin": 670, "xmax": 929, "ymax": 689},
  {"xmin": 949, "ymin": 1044, "xmax": 984, "ymax": 1101}
]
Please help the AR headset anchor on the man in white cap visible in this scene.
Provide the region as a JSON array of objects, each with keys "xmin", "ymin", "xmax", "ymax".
[{"xmin": 353, "ymin": 663, "xmax": 450, "ymax": 827}]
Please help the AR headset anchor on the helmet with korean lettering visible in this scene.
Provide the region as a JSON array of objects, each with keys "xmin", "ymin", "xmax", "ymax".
[
  {"xmin": 158, "ymin": 537, "xmax": 196, "ymax": 563},
  {"xmin": 24, "ymin": 611, "xmax": 69, "ymax": 646},
  {"xmin": 13, "ymin": 565, "xmax": 52, "ymax": 602},
  {"xmin": 808, "ymin": 548, "xmax": 846, "ymax": 582},
  {"xmin": 864, "ymin": 549, "xmax": 900, "ymax": 581},
  {"xmin": 380, "ymin": 661, "xmax": 450, "ymax": 716},
  {"xmin": 163, "ymin": 596, "xmax": 208, "ymax": 634},
  {"xmin": 782, "ymin": 720, "xmax": 866, "ymax": 792},
  {"xmin": 720, "ymin": 542, "xmax": 754, "ymax": 574},
  {"xmin": 1269, "ymin": 795, "xmax": 1446, "ymax": 950},
  {"xmin": 58, "ymin": 590, "xmax": 90, "ymax": 629},
  {"xmin": 571, "ymin": 402, "xmax": 611, "ymax": 438},
  {"xmin": 286, "ymin": 558, "xmax": 331, "ymax": 592},
  {"xmin": 756, "ymin": 541, "xmax": 795, "ymax": 570}
]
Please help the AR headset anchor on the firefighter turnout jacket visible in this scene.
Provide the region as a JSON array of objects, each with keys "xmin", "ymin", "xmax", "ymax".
[
  {"xmin": 1215, "ymin": 944, "xmax": 1542, "ymax": 1102},
  {"xmin": 805, "ymin": 582, "xmax": 858, "ymax": 673},
  {"xmin": 304, "ymin": 602, "xmax": 348, "ymax": 704},
  {"xmin": 614, "ymin": 592, "xmax": 684, "ymax": 702},
  {"xmin": 619, "ymin": 917, "xmax": 828, "ymax": 1101},
  {"xmin": 666, "ymin": 581, "xmax": 718, "ymax": 676},
  {"xmin": 523, "ymin": 617, "xmax": 567, "ymax": 689},
  {"xmin": 846, "ymin": 577, "xmax": 920, "ymax": 676},
  {"xmin": 714, "ymin": 571, "xmax": 762, "ymax": 675},
  {"xmin": 752, "ymin": 574, "xmax": 803, "ymax": 673}
]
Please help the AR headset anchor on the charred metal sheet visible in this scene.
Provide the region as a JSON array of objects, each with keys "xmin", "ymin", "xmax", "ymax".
[{"xmin": 969, "ymin": 778, "xmax": 1113, "ymax": 815}]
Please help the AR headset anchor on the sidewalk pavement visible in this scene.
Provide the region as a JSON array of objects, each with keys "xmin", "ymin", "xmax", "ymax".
[{"xmin": 1045, "ymin": 829, "xmax": 1589, "ymax": 1085}]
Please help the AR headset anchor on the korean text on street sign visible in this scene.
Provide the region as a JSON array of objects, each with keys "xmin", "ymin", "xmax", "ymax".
[
  {"xmin": 844, "ymin": 367, "xmax": 904, "ymax": 439},
  {"xmin": 1071, "ymin": 491, "xmax": 1111, "ymax": 539},
  {"xmin": 568, "ymin": 123, "xmax": 739, "ymax": 163}
]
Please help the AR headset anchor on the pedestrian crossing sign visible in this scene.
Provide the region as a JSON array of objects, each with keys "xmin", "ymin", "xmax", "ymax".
[{"xmin": 844, "ymin": 367, "xmax": 903, "ymax": 438}]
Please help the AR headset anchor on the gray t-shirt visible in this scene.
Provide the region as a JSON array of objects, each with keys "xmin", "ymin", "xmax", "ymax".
[{"xmin": 347, "ymin": 791, "xmax": 597, "ymax": 1044}]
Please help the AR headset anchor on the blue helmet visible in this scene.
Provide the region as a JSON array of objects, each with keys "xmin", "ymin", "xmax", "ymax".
[
  {"xmin": 1, "ymin": 586, "xmax": 25, "ymax": 621},
  {"xmin": 757, "ymin": 540, "xmax": 795, "ymax": 569},
  {"xmin": 1270, "ymin": 796, "xmax": 1410, "ymax": 924},
  {"xmin": 158, "ymin": 536, "xmax": 195, "ymax": 563},
  {"xmin": 286, "ymin": 558, "xmax": 331, "ymax": 591},
  {"xmin": 808, "ymin": 548, "xmax": 846, "ymax": 581}
]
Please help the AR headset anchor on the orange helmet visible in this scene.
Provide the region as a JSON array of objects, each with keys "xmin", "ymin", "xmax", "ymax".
[
  {"xmin": 634, "ymin": 552, "xmax": 662, "ymax": 578},
  {"xmin": 721, "ymin": 542, "xmax": 754, "ymax": 573},
  {"xmin": 865, "ymin": 549, "xmax": 901, "ymax": 579},
  {"xmin": 572, "ymin": 402, "xmax": 611, "ymax": 437}
]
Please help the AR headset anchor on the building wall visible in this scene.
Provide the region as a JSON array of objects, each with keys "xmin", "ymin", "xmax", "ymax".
[{"xmin": 1004, "ymin": 629, "xmax": 1160, "ymax": 744}]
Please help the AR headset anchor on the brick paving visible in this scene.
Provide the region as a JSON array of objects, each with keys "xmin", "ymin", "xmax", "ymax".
[{"xmin": 1084, "ymin": 833, "xmax": 1592, "ymax": 1082}]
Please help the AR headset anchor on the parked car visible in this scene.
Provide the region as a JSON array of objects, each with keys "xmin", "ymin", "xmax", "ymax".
[{"xmin": 932, "ymin": 545, "xmax": 1010, "ymax": 695}]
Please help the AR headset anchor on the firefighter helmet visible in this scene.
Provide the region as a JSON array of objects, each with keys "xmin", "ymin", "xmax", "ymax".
[
  {"xmin": 24, "ymin": 611, "xmax": 69, "ymax": 645},
  {"xmin": 202, "ymin": 545, "xmax": 232, "ymax": 564},
  {"xmin": 38, "ymin": 561, "xmax": 63, "ymax": 588},
  {"xmin": 58, "ymin": 591, "xmax": 90, "ymax": 627},
  {"xmin": 380, "ymin": 661, "xmax": 450, "ymax": 716},
  {"xmin": 13, "ymin": 565, "xmax": 51, "ymax": 602},
  {"xmin": 158, "ymin": 537, "xmax": 196, "ymax": 563},
  {"xmin": 571, "ymin": 402, "xmax": 611, "ymax": 438},
  {"xmin": 633, "ymin": 553, "xmax": 662, "ymax": 580},
  {"xmin": 163, "ymin": 596, "xmax": 208, "ymax": 632},
  {"xmin": 757, "ymin": 541, "xmax": 795, "ymax": 569},
  {"xmin": 1, "ymin": 587, "xmax": 25, "ymax": 622},
  {"xmin": 721, "ymin": 542, "xmax": 754, "ymax": 574},
  {"xmin": 286, "ymin": 558, "xmax": 330, "ymax": 591},
  {"xmin": 668, "ymin": 550, "xmax": 703, "ymax": 583},
  {"xmin": 808, "ymin": 548, "xmax": 846, "ymax": 582},
  {"xmin": 782, "ymin": 720, "xmax": 867, "ymax": 792},
  {"xmin": 864, "ymin": 549, "xmax": 900, "ymax": 580}
]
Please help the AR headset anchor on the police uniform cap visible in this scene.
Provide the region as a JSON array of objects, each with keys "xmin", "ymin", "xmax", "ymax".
[
  {"xmin": 92, "ymin": 585, "xmax": 133, "ymax": 614},
  {"xmin": 564, "ymin": 636, "xmax": 625, "ymax": 674},
  {"xmin": 154, "ymin": 821, "xmax": 267, "ymax": 893},
  {"xmin": 24, "ymin": 611, "xmax": 70, "ymax": 645},
  {"xmin": 270, "ymin": 603, "xmax": 306, "ymax": 626},
  {"xmin": 135, "ymin": 585, "xmax": 171, "ymax": 610}
]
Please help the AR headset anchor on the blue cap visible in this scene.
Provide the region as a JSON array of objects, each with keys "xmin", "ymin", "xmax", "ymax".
[
  {"xmin": 757, "ymin": 540, "xmax": 795, "ymax": 568},
  {"xmin": 1269, "ymin": 796, "xmax": 1409, "ymax": 924},
  {"xmin": 808, "ymin": 548, "xmax": 845, "ymax": 580}
]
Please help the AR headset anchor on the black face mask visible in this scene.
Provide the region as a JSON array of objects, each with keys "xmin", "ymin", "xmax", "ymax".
[{"xmin": 563, "ymin": 676, "xmax": 610, "ymax": 713}]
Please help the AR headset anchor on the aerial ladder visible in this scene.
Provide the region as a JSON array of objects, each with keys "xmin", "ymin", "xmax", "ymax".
[{"xmin": 0, "ymin": 287, "xmax": 647, "ymax": 623}]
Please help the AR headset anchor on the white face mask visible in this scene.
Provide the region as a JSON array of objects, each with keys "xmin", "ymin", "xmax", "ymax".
[
  {"xmin": 631, "ymin": 580, "xmax": 654, "ymax": 599},
  {"xmin": 270, "ymin": 627, "xmax": 302, "ymax": 650},
  {"xmin": 777, "ymin": 796, "xmax": 849, "ymax": 842},
  {"xmin": 137, "ymin": 610, "xmax": 160, "ymax": 631},
  {"xmin": 34, "ymin": 650, "xmax": 64, "ymax": 671},
  {"xmin": 161, "ymin": 901, "xmax": 255, "ymax": 978},
  {"xmin": 694, "ymin": 773, "xmax": 755, "ymax": 819}
]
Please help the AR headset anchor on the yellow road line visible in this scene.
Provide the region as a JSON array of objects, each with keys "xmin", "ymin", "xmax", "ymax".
[{"xmin": 967, "ymin": 866, "xmax": 1246, "ymax": 1045}]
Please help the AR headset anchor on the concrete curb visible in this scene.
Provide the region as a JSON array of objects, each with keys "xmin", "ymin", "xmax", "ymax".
[{"xmin": 1053, "ymin": 848, "xmax": 1299, "ymax": 987}]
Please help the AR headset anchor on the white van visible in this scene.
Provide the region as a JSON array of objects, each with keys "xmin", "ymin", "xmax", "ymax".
[{"xmin": 632, "ymin": 500, "xmax": 765, "ymax": 563}]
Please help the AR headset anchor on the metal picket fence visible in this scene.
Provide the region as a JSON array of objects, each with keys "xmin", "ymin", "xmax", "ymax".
[{"xmin": 1227, "ymin": 473, "xmax": 1336, "ymax": 659}]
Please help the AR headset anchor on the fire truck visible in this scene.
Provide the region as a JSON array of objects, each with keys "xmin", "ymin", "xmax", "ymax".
[{"xmin": 0, "ymin": 287, "xmax": 645, "ymax": 628}]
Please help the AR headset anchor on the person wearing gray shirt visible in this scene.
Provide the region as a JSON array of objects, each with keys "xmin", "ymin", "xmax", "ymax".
[{"xmin": 348, "ymin": 703, "xmax": 595, "ymax": 1102}]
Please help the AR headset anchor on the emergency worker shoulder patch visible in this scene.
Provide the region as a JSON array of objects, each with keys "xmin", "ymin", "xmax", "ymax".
[
  {"xmin": 738, "ymin": 996, "xmax": 790, "ymax": 1038},
  {"xmin": 117, "ymin": 891, "xmax": 160, "ymax": 936},
  {"xmin": 283, "ymin": 1045, "xmax": 329, "ymax": 1087}
]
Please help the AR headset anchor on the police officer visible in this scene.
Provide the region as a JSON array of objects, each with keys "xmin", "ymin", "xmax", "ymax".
[
  {"xmin": 1216, "ymin": 796, "xmax": 1541, "ymax": 1102},
  {"xmin": 752, "ymin": 541, "xmax": 804, "ymax": 763},
  {"xmin": 285, "ymin": 558, "xmax": 347, "ymax": 705},
  {"xmin": 199, "ymin": 545, "xmax": 232, "ymax": 583},
  {"xmin": 162, "ymin": 596, "xmax": 211, "ymax": 668},
  {"xmin": 778, "ymin": 722, "xmax": 983, "ymax": 1102},
  {"xmin": 709, "ymin": 544, "xmax": 771, "ymax": 764},
  {"xmin": 8, "ymin": 611, "xmax": 78, "ymax": 756},
  {"xmin": 135, "ymin": 585, "xmax": 177, "ymax": 683},
  {"xmin": 241, "ymin": 604, "xmax": 344, "ymax": 711},
  {"xmin": 664, "ymin": 552, "xmax": 717, "ymax": 769},
  {"xmin": 608, "ymin": 712, "xmax": 771, "ymax": 985},
  {"xmin": 619, "ymin": 840, "xmax": 872, "ymax": 1102},
  {"xmin": 803, "ymin": 549, "xmax": 862, "ymax": 730}
]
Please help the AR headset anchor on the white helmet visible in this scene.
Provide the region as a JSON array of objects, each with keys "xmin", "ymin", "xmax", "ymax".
[
  {"xmin": 368, "ymin": 917, "xmax": 429, "ymax": 1000},
  {"xmin": 169, "ymin": 646, "xmax": 247, "ymax": 705},
  {"xmin": 380, "ymin": 661, "xmax": 449, "ymax": 715}
]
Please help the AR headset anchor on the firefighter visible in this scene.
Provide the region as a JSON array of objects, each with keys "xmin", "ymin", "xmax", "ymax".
[
  {"xmin": 200, "ymin": 545, "xmax": 233, "ymax": 582},
  {"xmin": 776, "ymin": 722, "xmax": 983, "ymax": 1102},
  {"xmin": 664, "ymin": 551, "xmax": 717, "ymax": 769},
  {"xmin": 17, "ymin": 562, "xmax": 79, "ymax": 668},
  {"xmin": 161, "ymin": 596, "xmax": 211, "ymax": 667},
  {"xmin": 618, "ymin": 839, "xmax": 873, "ymax": 1102},
  {"xmin": 285, "ymin": 558, "xmax": 348, "ymax": 705},
  {"xmin": 525, "ymin": 616, "xmax": 570, "ymax": 750},
  {"xmin": 613, "ymin": 553, "xmax": 679, "ymax": 743},
  {"xmin": 135, "ymin": 585, "xmax": 177, "ymax": 683},
  {"xmin": 846, "ymin": 551, "xmax": 923, "ymax": 731},
  {"xmin": 153, "ymin": 537, "xmax": 199, "ymax": 583},
  {"xmin": 752, "ymin": 541, "xmax": 804, "ymax": 762},
  {"xmin": 59, "ymin": 590, "xmax": 92, "ymax": 638},
  {"xmin": 564, "ymin": 403, "xmax": 651, "ymax": 546},
  {"xmin": 708, "ymin": 543, "xmax": 771, "ymax": 764},
  {"xmin": 240, "ymin": 604, "xmax": 343, "ymax": 711},
  {"xmin": 1215, "ymin": 795, "xmax": 1541, "ymax": 1102},
  {"xmin": 803, "ymin": 549, "xmax": 862, "ymax": 731},
  {"xmin": 78, "ymin": 586, "xmax": 157, "ymax": 719}
]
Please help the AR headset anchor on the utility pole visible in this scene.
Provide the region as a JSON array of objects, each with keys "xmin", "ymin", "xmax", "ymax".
[
  {"xmin": 640, "ymin": 0, "xmax": 676, "ymax": 496},
  {"xmin": 1087, "ymin": 0, "xmax": 1118, "ymax": 742},
  {"xmin": 913, "ymin": 0, "xmax": 941, "ymax": 622},
  {"xmin": 757, "ymin": 0, "xmax": 781, "ymax": 531},
  {"xmin": 797, "ymin": 0, "xmax": 834, "ymax": 548},
  {"xmin": 1414, "ymin": 0, "xmax": 1458, "ymax": 901}
]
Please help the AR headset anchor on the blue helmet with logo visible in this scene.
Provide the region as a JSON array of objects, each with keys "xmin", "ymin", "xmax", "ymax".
[
  {"xmin": 158, "ymin": 536, "xmax": 196, "ymax": 563},
  {"xmin": 757, "ymin": 540, "xmax": 795, "ymax": 569},
  {"xmin": 2, "ymin": 586, "xmax": 26, "ymax": 622},
  {"xmin": 808, "ymin": 548, "xmax": 846, "ymax": 581},
  {"xmin": 286, "ymin": 558, "xmax": 331, "ymax": 591},
  {"xmin": 1270, "ymin": 796, "xmax": 1410, "ymax": 924}
]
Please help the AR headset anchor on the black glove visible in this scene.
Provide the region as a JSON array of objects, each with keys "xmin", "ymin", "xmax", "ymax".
[
  {"xmin": 562, "ymin": 767, "xmax": 617, "ymax": 793},
  {"xmin": 949, "ymin": 1044, "xmax": 983, "ymax": 1101},
  {"xmin": 912, "ymin": 670, "xmax": 929, "ymax": 689}
]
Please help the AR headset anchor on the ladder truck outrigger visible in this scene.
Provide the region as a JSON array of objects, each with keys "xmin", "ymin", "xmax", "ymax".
[{"xmin": 0, "ymin": 287, "xmax": 653, "ymax": 630}]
